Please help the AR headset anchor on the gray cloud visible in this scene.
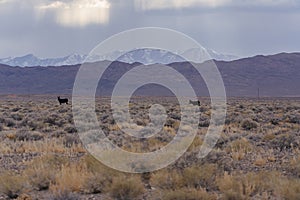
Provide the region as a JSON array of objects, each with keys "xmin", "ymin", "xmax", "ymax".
[
  {"xmin": 0, "ymin": 0, "xmax": 299, "ymax": 58},
  {"xmin": 35, "ymin": 0, "xmax": 111, "ymax": 27}
]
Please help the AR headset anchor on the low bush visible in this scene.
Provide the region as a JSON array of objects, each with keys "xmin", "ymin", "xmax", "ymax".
[
  {"xmin": 241, "ymin": 118, "xmax": 258, "ymax": 130},
  {"xmin": 15, "ymin": 129, "xmax": 44, "ymax": 141},
  {"xmin": 109, "ymin": 176, "xmax": 144, "ymax": 200}
]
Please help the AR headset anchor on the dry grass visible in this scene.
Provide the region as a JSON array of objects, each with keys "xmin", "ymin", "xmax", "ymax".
[
  {"xmin": 162, "ymin": 188, "xmax": 217, "ymax": 200},
  {"xmin": 182, "ymin": 164, "xmax": 217, "ymax": 189},
  {"xmin": 151, "ymin": 169, "xmax": 184, "ymax": 190},
  {"xmin": 49, "ymin": 162, "xmax": 90, "ymax": 193},
  {"xmin": 24, "ymin": 155, "xmax": 67, "ymax": 191},
  {"xmin": 217, "ymin": 170, "xmax": 300, "ymax": 200},
  {"xmin": 109, "ymin": 176, "xmax": 144, "ymax": 200},
  {"xmin": 0, "ymin": 172, "xmax": 28, "ymax": 199},
  {"xmin": 227, "ymin": 137, "xmax": 253, "ymax": 160}
]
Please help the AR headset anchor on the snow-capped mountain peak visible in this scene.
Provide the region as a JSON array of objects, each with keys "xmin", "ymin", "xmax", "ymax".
[{"xmin": 0, "ymin": 49, "xmax": 238, "ymax": 67}]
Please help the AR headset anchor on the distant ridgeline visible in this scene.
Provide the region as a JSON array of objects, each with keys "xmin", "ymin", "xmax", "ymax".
[{"xmin": 0, "ymin": 53, "xmax": 300, "ymax": 97}]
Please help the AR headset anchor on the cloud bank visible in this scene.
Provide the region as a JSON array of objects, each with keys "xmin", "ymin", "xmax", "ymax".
[
  {"xmin": 36, "ymin": 0, "xmax": 111, "ymax": 27},
  {"xmin": 135, "ymin": 0, "xmax": 297, "ymax": 11}
]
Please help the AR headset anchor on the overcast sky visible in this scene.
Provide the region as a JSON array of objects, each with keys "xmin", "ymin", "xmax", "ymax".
[{"xmin": 0, "ymin": 0, "xmax": 300, "ymax": 58}]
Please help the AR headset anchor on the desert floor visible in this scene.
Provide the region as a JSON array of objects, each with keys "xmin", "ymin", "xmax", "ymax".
[{"xmin": 0, "ymin": 95, "xmax": 299, "ymax": 200}]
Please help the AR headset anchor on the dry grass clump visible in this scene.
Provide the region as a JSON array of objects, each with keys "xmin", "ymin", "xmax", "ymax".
[
  {"xmin": 262, "ymin": 133, "xmax": 275, "ymax": 141},
  {"xmin": 187, "ymin": 135, "xmax": 203, "ymax": 151},
  {"xmin": 49, "ymin": 162, "xmax": 90, "ymax": 194},
  {"xmin": 49, "ymin": 155, "xmax": 112, "ymax": 194},
  {"xmin": 217, "ymin": 171, "xmax": 268, "ymax": 199},
  {"xmin": 182, "ymin": 164, "xmax": 217, "ymax": 189},
  {"xmin": 151, "ymin": 169, "xmax": 184, "ymax": 190},
  {"xmin": 149, "ymin": 162, "xmax": 219, "ymax": 199},
  {"xmin": 278, "ymin": 177, "xmax": 300, "ymax": 200},
  {"xmin": 150, "ymin": 163, "xmax": 218, "ymax": 198},
  {"xmin": 217, "ymin": 170, "xmax": 300, "ymax": 200},
  {"xmin": 109, "ymin": 175, "xmax": 144, "ymax": 200},
  {"xmin": 271, "ymin": 133, "xmax": 298, "ymax": 151},
  {"xmin": 63, "ymin": 134, "xmax": 81, "ymax": 148},
  {"xmin": 49, "ymin": 185, "xmax": 80, "ymax": 200},
  {"xmin": 162, "ymin": 188, "xmax": 216, "ymax": 200},
  {"xmin": 240, "ymin": 118, "xmax": 258, "ymax": 130},
  {"xmin": 15, "ymin": 129, "xmax": 44, "ymax": 141},
  {"xmin": 80, "ymin": 155, "xmax": 120, "ymax": 194},
  {"xmin": 0, "ymin": 172, "xmax": 28, "ymax": 199},
  {"xmin": 226, "ymin": 137, "xmax": 253, "ymax": 160},
  {"xmin": 0, "ymin": 137, "xmax": 85, "ymax": 155},
  {"xmin": 290, "ymin": 153, "xmax": 300, "ymax": 177},
  {"xmin": 24, "ymin": 155, "xmax": 68, "ymax": 191},
  {"xmin": 23, "ymin": 154, "xmax": 125, "ymax": 197}
]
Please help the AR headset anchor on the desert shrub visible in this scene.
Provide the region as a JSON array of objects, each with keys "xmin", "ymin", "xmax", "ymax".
[
  {"xmin": 199, "ymin": 120, "xmax": 210, "ymax": 127},
  {"xmin": 271, "ymin": 134, "xmax": 297, "ymax": 151},
  {"xmin": 41, "ymin": 125, "xmax": 56, "ymax": 133},
  {"xmin": 82, "ymin": 154, "xmax": 121, "ymax": 178},
  {"xmin": 227, "ymin": 137, "xmax": 252, "ymax": 154},
  {"xmin": 5, "ymin": 118, "xmax": 16, "ymax": 127},
  {"xmin": 253, "ymin": 155, "xmax": 267, "ymax": 166},
  {"xmin": 24, "ymin": 155, "xmax": 63, "ymax": 191},
  {"xmin": 58, "ymin": 107, "xmax": 69, "ymax": 113},
  {"xmin": 262, "ymin": 133, "xmax": 275, "ymax": 141},
  {"xmin": 188, "ymin": 136, "xmax": 203, "ymax": 151},
  {"xmin": 151, "ymin": 169, "xmax": 183, "ymax": 190},
  {"xmin": 241, "ymin": 118, "xmax": 258, "ymax": 130},
  {"xmin": 44, "ymin": 114, "xmax": 59, "ymax": 125},
  {"xmin": 51, "ymin": 130, "xmax": 65, "ymax": 138},
  {"xmin": 64, "ymin": 125, "xmax": 77, "ymax": 134},
  {"xmin": 80, "ymin": 155, "xmax": 115, "ymax": 194},
  {"xmin": 0, "ymin": 172, "xmax": 27, "ymax": 199},
  {"xmin": 217, "ymin": 171, "xmax": 280, "ymax": 200},
  {"xmin": 291, "ymin": 155, "xmax": 300, "ymax": 178},
  {"xmin": 182, "ymin": 164, "xmax": 217, "ymax": 189},
  {"xmin": 270, "ymin": 117, "xmax": 280, "ymax": 125},
  {"xmin": 0, "ymin": 115, "xmax": 5, "ymax": 124},
  {"xmin": 55, "ymin": 119, "xmax": 67, "ymax": 128},
  {"xmin": 109, "ymin": 176, "xmax": 144, "ymax": 200},
  {"xmin": 15, "ymin": 129, "xmax": 44, "ymax": 141},
  {"xmin": 278, "ymin": 178, "xmax": 300, "ymax": 199},
  {"xmin": 10, "ymin": 113, "xmax": 23, "ymax": 121},
  {"xmin": 50, "ymin": 163, "xmax": 90, "ymax": 193},
  {"xmin": 163, "ymin": 188, "xmax": 216, "ymax": 200},
  {"xmin": 20, "ymin": 117, "xmax": 42, "ymax": 130},
  {"xmin": 287, "ymin": 115, "xmax": 300, "ymax": 124},
  {"xmin": 63, "ymin": 134, "xmax": 81, "ymax": 148},
  {"xmin": 49, "ymin": 185, "xmax": 80, "ymax": 200},
  {"xmin": 226, "ymin": 138, "xmax": 253, "ymax": 160},
  {"xmin": 83, "ymin": 173, "xmax": 109, "ymax": 194},
  {"xmin": 11, "ymin": 107, "xmax": 21, "ymax": 112},
  {"xmin": 82, "ymin": 154, "xmax": 105, "ymax": 173}
]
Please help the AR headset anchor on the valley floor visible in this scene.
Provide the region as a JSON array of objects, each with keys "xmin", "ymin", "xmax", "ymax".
[{"xmin": 0, "ymin": 95, "xmax": 299, "ymax": 199}]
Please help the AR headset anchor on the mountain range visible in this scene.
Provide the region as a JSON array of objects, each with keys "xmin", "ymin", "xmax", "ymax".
[
  {"xmin": 0, "ymin": 48, "xmax": 238, "ymax": 67},
  {"xmin": 0, "ymin": 52, "xmax": 299, "ymax": 97}
]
